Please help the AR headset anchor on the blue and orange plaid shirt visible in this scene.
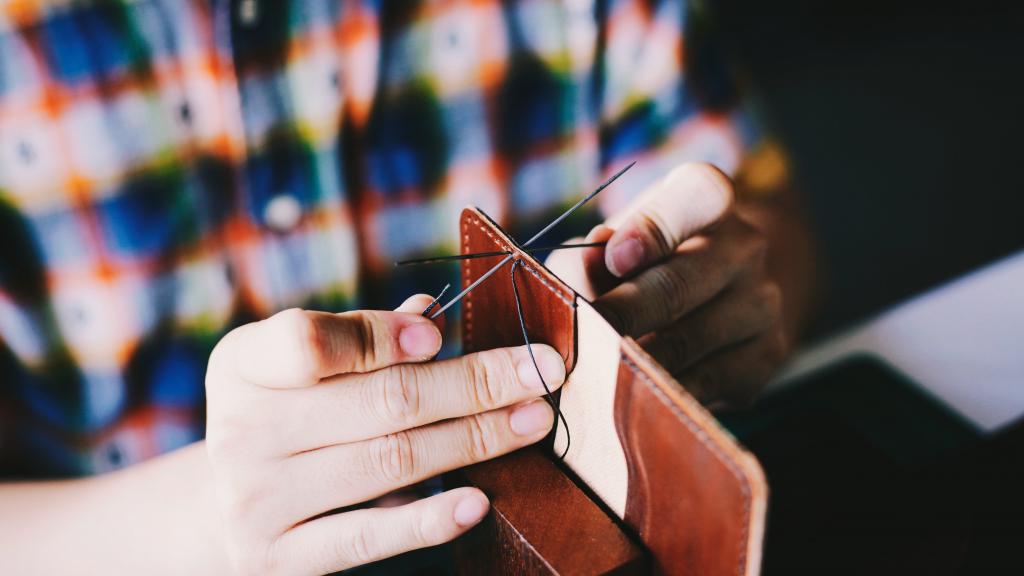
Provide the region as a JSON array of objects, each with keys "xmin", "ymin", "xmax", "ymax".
[{"xmin": 0, "ymin": 0, "xmax": 764, "ymax": 477}]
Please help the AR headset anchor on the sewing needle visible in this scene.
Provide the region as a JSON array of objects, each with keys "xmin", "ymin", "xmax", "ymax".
[
  {"xmin": 394, "ymin": 242, "xmax": 607, "ymax": 267},
  {"xmin": 420, "ymin": 283, "xmax": 451, "ymax": 317},
  {"xmin": 427, "ymin": 161, "xmax": 635, "ymax": 320},
  {"xmin": 519, "ymin": 160, "xmax": 636, "ymax": 249}
]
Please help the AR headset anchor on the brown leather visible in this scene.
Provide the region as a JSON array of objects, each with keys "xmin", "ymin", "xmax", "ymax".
[
  {"xmin": 615, "ymin": 340, "xmax": 766, "ymax": 575},
  {"xmin": 456, "ymin": 447, "xmax": 649, "ymax": 576},
  {"xmin": 460, "ymin": 208, "xmax": 577, "ymax": 373},
  {"xmin": 456, "ymin": 207, "xmax": 767, "ymax": 576}
]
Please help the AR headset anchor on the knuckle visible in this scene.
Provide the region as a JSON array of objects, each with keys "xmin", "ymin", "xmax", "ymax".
[
  {"xmin": 413, "ymin": 508, "xmax": 438, "ymax": 548},
  {"xmin": 635, "ymin": 210, "xmax": 676, "ymax": 257},
  {"xmin": 464, "ymin": 414, "xmax": 495, "ymax": 462},
  {"xmin": 342, "ymin": 522, "xmax": 377, "ymax": 566},
  {"xmin": 380, "ymin": 369, "xmax": 422, "ymax": 426},
  {"xmin": 466, "ymin": 351, "xmax": 510, "ymax": 409},
  {"xmin": 372, "ymin": 431, "xmax": 416, "ymax": 484}
]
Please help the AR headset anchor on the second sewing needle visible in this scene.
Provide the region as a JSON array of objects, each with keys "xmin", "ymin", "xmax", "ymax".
[{"xmin": 426, "ymin": 161, "xmax": 635, "ymax": 320}]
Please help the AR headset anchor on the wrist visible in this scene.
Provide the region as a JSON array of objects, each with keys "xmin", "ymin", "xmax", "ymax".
[{"xmin": 80, "ymin": 441, "xmax": 231, "ymax": 574}]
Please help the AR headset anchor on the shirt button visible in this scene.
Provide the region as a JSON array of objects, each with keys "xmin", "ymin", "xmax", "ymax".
[
  {"xmin": 238, "ymin": 0, "xmax": 258, "ymax": 26},
  {"xmin": 264, "ymin": 193, "xmax": 302, "ymax": 232}
]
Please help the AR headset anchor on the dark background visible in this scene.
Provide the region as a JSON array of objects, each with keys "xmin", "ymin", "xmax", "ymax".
[{"xmin": 712, "ymin": 0, "xmax": 1024, "ymax": 334}]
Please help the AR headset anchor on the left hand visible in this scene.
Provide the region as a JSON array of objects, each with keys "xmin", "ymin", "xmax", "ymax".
[{"xmin": 547, "ymin": 163, "xmax": 788, "ymax": 408}]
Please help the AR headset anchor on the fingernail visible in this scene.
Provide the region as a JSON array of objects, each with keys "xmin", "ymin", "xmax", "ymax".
[
  {"xmin": 399, "ymin": 323, "xmax": 441, "ymax": 358},
  {"xmin": 609, "ymin": 236, "xmax": 645, "ymax": 277},
  {"xmin": 453, "ymin": 493, "xmax": 489, "ymax": 527},
  {"xmin": 509, "ymin": 400, "xmax": 554, "ymax": 436},
  {"xmin": 516, "ymin": 345, "xmax": 566, "ymax": 390}
]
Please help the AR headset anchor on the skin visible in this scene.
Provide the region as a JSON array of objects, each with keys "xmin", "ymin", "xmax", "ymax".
[
  {"xmin": 547, "ymin": 162, "xmax": 816, "ymax": 407},
  {"xmin": 0, "ymin": 162, "xmax": 814, "ymax": 574}
]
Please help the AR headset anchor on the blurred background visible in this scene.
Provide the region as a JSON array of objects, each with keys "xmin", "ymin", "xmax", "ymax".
[
  {"xmin": 712, "ymin": 0, "xmax": 1023, "ymax": 334},
  {"xmin": 703, "ymin": 3, "xmax": 1024, "ymax": 571}
]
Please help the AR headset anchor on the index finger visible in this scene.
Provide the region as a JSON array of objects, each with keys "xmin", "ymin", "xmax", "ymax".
[
  {"xmin": 222, "ymin": 307, "xmax": 443, "ymax": 389},
  {"xmin": 594, "ymin": 216, "xmax": 762, "ymax": 337},
  {"xmin": 604, "ymin": 163, "xmax": 734, "ymax": 277},
  {"xmin": 277, "ymin": 344, "xmax": 565, "ymax": 450}
]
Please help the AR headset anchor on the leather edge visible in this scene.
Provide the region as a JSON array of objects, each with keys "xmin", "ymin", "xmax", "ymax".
[
  {"xmin": 619, "ymin": 337, "xmax": 768, "ymax": 576},
  {"xmin": 459, "ymin": 206, "xmax": 579, "ymax": 371}
]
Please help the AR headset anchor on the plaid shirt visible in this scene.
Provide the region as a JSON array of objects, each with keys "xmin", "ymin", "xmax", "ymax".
[{"xmin": 0, "ymin": 0, "xmax": 761, "ymax": 477}]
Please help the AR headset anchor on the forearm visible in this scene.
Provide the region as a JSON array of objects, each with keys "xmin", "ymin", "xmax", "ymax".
[{"xmin": 0, "ymin": 441, "xmax": 229, "ymax": 575}]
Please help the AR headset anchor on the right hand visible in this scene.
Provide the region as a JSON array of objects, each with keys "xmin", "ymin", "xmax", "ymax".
[{"xmin": 204, "ymin": 294, "xmax": 565, "ymax": 575}]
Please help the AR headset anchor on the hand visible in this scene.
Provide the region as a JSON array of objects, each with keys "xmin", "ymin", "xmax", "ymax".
[
  {"xmin": 547, "ymin": 163, "xmax": 788, "ymax": 408},
  {"xmin": 204, "ymin": 296, "xmax": 565, "ymax": 575}
]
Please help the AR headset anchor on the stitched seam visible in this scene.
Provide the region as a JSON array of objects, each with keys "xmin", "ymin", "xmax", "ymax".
[
  {"xmin": 463, "ymin": 219, "xmax": 473, "ymax": 350},
  {"xmin": 468, "ymin": 216, "xmax": 574, "ymax": 306},
  {"xmin": 621, "ymin": 355, "xmax": 751, "ymax": 576}
]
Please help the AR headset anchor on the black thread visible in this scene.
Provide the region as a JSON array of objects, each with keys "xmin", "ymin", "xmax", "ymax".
[
  {"xmin": 404, "ymin": 162, "xmax": 636, "ymax": 459},
  {"xmin": 425, "ymin": 161, "xmax": 635, "ymax": 320},
  {"xmin": 511, "ymin": 259, "xmax": 571, "ymax": 460},
  {"xmin": 395, "ymin": 242, "xmax": 607, "ymax": 267}
]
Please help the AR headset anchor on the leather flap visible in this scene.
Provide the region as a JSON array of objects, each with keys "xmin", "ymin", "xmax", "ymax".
[{"xmin": 460, "ymin": 206, "xmax": 576, "ymax": 372}]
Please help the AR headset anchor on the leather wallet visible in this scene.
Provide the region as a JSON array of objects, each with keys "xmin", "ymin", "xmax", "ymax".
[{"xmin": 456, "ymin": 207, "xmax": 767, "ymax": 575}]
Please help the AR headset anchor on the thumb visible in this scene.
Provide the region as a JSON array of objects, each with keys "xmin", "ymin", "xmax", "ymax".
[
  {"xmin": 394, "ymin": 292, "xmax": 447, "ymax": 333},
  {"xmin": 229, "ymin": 307, "xmax": 442, "ymax": 389},
  {"xmin": 605, "ymin": 163, "xmax": 735, "ymax": 277}
]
